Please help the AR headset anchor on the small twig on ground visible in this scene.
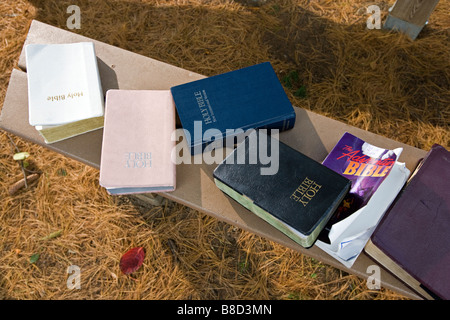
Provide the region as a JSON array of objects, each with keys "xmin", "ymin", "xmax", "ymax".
[
  {"xmin": 9, "ymin": 173, "xmax": 40, "ymax": 196},
  {"xmin": 167, "ymin": 238, "xmax": 181, "ymax": 264},
  {"xmin": 7, "ymin": 134, "xmax": 30, "ymax": 188}
]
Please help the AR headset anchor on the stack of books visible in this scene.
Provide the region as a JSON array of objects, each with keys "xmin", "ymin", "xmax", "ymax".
[
  {"xmin": 26, "ymin": 43, "xmax": 450, "ymax": 298},
  {"xmin": 25, "ymin": 42, "xmax": 105, "ymax": 144}
]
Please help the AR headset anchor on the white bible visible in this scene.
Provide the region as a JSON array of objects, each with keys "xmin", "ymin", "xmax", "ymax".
[{"xmin": 26, "ymin": 42, "xmax": 104, "ymax": 126}]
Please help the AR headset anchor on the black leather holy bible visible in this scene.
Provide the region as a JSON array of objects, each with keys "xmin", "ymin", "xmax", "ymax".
[{"xmin": 213, "ymin": 130, "xmax": 351, "ymax": 248}]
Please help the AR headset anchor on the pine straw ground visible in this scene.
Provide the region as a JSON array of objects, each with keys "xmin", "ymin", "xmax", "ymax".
[{"xmin": 0, "ymin": 0, "xmax": 449, "ymax": 300}]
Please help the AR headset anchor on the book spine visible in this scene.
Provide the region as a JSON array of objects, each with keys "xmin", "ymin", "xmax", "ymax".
[
  {"xmin": 260, "ymin": 111, "xmax": 296, "ymax": 132},
  {"xmin": 189, "ymin": 111, "xmax": 296, "ymax": 155}
]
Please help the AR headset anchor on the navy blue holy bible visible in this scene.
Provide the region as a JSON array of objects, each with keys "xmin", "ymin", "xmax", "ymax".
[{"xmin": 170, "ymin": 62, "xmax": 296, "ymax": 154}]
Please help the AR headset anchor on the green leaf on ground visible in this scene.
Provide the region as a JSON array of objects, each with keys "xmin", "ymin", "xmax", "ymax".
[{"xmin": 30, "ymin": 253, "xmax": 40, "ymax": 264}]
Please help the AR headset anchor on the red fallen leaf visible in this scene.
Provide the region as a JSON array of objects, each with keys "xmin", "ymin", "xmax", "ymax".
[{"xmin": 119, "ymin": 247, "xmax": 145, "ymax": 275}]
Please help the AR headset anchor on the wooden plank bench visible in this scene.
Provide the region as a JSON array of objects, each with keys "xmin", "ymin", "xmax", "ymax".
[{"xmin": 0, "ymin": 20, "xmax": 427, "ymax": 299}]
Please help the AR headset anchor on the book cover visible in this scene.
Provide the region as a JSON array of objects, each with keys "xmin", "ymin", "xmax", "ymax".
[
  {"xmin": 213, "ymin": 130, "xmax": 351, "ymax": 248},
  {"xmin": 25, "ymin": 42, "xmax": 104, "ymax": 126},
  {"xmin": 99, "ymin": 90, "xmax": 176, "ymax": 194},
  {"xmin": 170, "ymin": 62, "xmax": 296, "ymax": 154},
  {"xmin": 366, "ymin": 144, "xmax": 450, "ymax": 299}
]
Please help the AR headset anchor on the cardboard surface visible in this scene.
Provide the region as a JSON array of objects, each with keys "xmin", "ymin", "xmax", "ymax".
[{"xmin": 1, "ymin": 20, "xmax": 428, "ymax": 299}]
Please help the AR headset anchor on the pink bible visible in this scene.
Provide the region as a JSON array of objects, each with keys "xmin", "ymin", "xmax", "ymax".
[{"xmin": 99, "ymin": 90, "xmax": 176, "ymax": 194}]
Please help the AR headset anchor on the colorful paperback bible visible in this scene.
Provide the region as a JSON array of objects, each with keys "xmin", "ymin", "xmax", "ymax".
[
  {"xmin": 319, "ymin": 132, "xmax": 402, "ymax": 240},
  {"xmin": 170, "ymin": 62, "xmax": 296, "ymax": 154},
  {"xmin": 99, "ymin": 90, "xmax": 176, "ymax": 194},
  {"xmin": 213, "ymin": 130, "xmax": 351, "ymax": 248}
]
